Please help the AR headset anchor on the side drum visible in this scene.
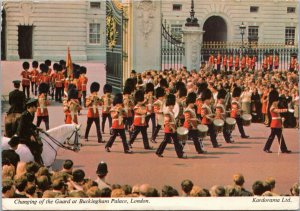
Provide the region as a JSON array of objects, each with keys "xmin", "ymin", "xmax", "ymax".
[
  {"xmin": 225, "ymin": 117, "xmax": 236, "ymax": 131},
  {"xmin": 176, "ymin": 127, "xmax": 189, "ymax": 142},
  {"xmin": 242, "ymin": 114, "xmax": 252, "ymax": 126},
  {"xmin": 213, "ymin": 119, "xmax": 224, "ymax": 134},
  {"xmin": 197, "ymin": 124, "xmax": 208, "ymax": 138}
]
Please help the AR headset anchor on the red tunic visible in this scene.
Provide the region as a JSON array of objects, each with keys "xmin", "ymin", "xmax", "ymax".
[
  {"xmin": 30, "ymin": 69, "xmax": 39, "ymax": 83},
  {"xmin": 123, "ymin": 94, "xmax": 134, "ymax": 118},
  {"xmin": 133, "ymin": 104, "xmax": 147, "ymax": 126},
  {"xmin": 229, "ymin": 56, "xmax": 233, "ymax": 67},
  {"xmin": 101, "ymin": 94, "xmax": 113, "ymax": 114},
  {"xmin": 230, "ymin": 100, "xmax": 241, "ymax": 118},
  {"xmin": 201, "ymin": 104, "xmax": 213, "ymax": 125},
  {"xmin": 195, "ymin": 98, "xmax": 203, "ymax": 115},
  {"xmin": 79, "ymin": 75, "xmax": 88, "ymax": 92},
  {"xmin": 217, "ymin": 54, "xmax": 221, "ymax": 65},
  {"xmin": 39, "ymin": 74, "xmax": 51, "ymax": 84},
  {"xmin": 274, "ymin": 56, "xmax": 279, "ymax": 67},
  {"xmin": 164, "ymin": 112, "xmax": 176, "ymax": 133},
  {"xmin": 54, "ymin": 72, "xmax": 65, "ymax": 88},
  {"xmin": 111, "ymin": 105, "xmax": 126, "ymax": 129},
  {"xmin": 21, "ymin": 70, "xmax": 31, "ymax": 86},
  {"xmin": 86, "ymin": 95, "xmax": 102, "ymax": 118},
  {"xmin": 183, "ymin": 108, "xmax": 197, "ymax": 129},
  {"xmin": 270, "ymin": 107, "xmax": 286, "ymax": 128},
  {"xmin": 234, "ymin": 56, "xmax": 239, "ymax": 68},
  {"xmin": 64, "ymin": 99, "xmax": 81, "ymax": 124},
  {"xmin": 222, "ymin": 55, "xmax": 227, "ymax": 66},
  {"xmin": 37, "ymin": 93, "xmax": 50, "ymax": 117}
]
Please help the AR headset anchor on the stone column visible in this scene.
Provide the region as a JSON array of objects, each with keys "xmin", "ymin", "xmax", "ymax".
[
  {"xmin": 182, "ymin": 26, "xmax": 204, "ymax": 71},
  {"xmin": 132, "ymin": 1, "xmax": 161, "ymax": 72}
]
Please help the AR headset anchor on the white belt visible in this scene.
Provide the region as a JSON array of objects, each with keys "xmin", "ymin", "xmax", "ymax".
[{"xmin": 272, "ymin": 117, "xmax": 281, "ymax": 120}]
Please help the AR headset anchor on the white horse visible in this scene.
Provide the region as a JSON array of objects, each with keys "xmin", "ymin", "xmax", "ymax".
[{"xmin": 2, "ymin": 124, "xmax": 81, "ymax": 167}]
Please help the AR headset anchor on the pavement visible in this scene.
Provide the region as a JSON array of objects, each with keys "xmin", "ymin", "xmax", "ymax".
[{"xmin": 1, "ymin": 61, "xmax": 299, "ymax": 195}]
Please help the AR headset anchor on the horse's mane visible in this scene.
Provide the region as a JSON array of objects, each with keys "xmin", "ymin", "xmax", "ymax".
[{"xmin": 46, "ymin": 124, "xmax": 74, "ymax": 137}]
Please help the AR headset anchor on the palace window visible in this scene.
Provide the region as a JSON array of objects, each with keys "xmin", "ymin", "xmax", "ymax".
[
  {"xmin": 173, "ymin": 4, "xmax": 182, "ymax": 11},
  {"xmin": 171, "ymin": 24, "xmax": 183, "ymax": 40},
  {"xmin": 287, "ymin": 7, "xmax": 295, "ymax": 13},
  {"xmin": 90, "ymin": 2, "xmax": 101, "ymax": 9},
  {"xmin": 89, "ymin": 23, "xmax": 101, "ymax": 44},
  {"xmin": 250, "ymin": 6, "xmax": 259, "ymax": 13},
  {"xmin": 248, "ymin": 26, "xmax": 259, "ymax": 44},
  {"xmin": 285, "ymin": 27, "xmax": 295, "ymax": 45}
]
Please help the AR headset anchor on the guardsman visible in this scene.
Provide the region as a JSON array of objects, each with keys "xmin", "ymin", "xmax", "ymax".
[
  {"xmin": 234, "ymin": 55, "xmax": 239, "ymax": 71},
  {"xmin": 263, "ymin": 90, "xmax": 291, "ymax": 153},
  {"xmin": 251, "ymin": 55, "xmax": 256, "ymax": 71},
  {"xmin": 123, "ymin": 84, "xmax": 134, "ymax": 134},
  {"xmin": 30, "ymin": 61, "xmax": 39, "ymax": 96},
  {"xmin": 215, "ymin": 89, "xmax": 234, "ymax": 143},
  {"xmin": 5, "ymin": 80, "xmax": 26, "ymax": 137},
  {"xmin": 222, "ymin": 54, "xmax": 227, "ymax": 71},
  {"xmin": 196, "ymin": 82, "xmax": 208, "ymax": 120},
  {"xmin": 209, "ymin": 54, "xmax": 215, "ymax": 69},
  {"xmin": 36, "ymin": 83, "xmax": 50, "ymax": 130},
  {"xmin": 156, "ymin": 94, "xmax": 185, "ymax": 158},
  {"xmin": 151, "ymin": 87, "xmax": 166, "ymax": 143},
  {"xmin": 268, "ymin": 55, "xmax": 273, "ymax": 71},
  {"xmin": 145, "ymin": 83, "xmax": 156, "ymax": 138},
  {"xmin": 274, "ymin": 55, "xmax": 279, "ymax": 70},
  {"xmin": 241, "ymin": 55, "xmax": 246, "ymax": 71},
  {"xmin": 160, "ymin": 78, "xmax": 170, "ymax": 95},
  {"xmin": 246, "ymin": 55, "xmax": 251, "ymax": 70},
  {"xmin": 21, "ymin": 61, "xmax": 31, "ymax": 99},
  {"xmin": 290, "ymin": 56, "xmax": 296, "ymax": 72},
  {"xmin": 64, "ymin": 88, "xmax": 81, "ymax": 124},
  {"xmin": 39, "ymin": 64, "xmax": 51, "ymax": 89},
  {"xmin": 72, "ymin": 70, "xmax": 82, "ymax": 108},
  {"xmin": 177, "ymin": 85, "xmax": 187, "ymax": 126},
  {"xmin": 183, "ymin": 92, "xmax": 206, "ymax": 153},
  {"xmin": 129, "ymin": 90, "xmax": 153, "ymax": 150},
  {"xmin": 84, "ymin": 82, "xmax": 104, "ymax": 143},
  {"xmin": 45, "ymin": 60, "xmax": 54, "ymax": 99},
  {"xmin": 17, "ymin": 98, "xmax": 43, "ymax": 165},
  {"xmin": 51, "ymin": 63, "xmax": 59, "ymax": 100},
  {"xmin": 201, "ymin": 89, "xmax": 221, "ymax": 148},
  {"xmin": 54, "ymin": 64, "xmax": 65, "ymax": 103},
  {"xmin": 101, "ymin": 84, "xmax": 113, "ymax": 134},
  {"xmin": 105, "ymin": 93, "xmax": 132, "ymax": 153},
  {"xmin": 228, "ymin": 55, "xmax": 233, "ymax": 71},
  {"xmin": 216, "ymin": 53, "xmax": 221, "ymax": 72},
  {"xmin": 231, "ymin": 86, "xmax": 249, "ymax": 138},
  {"xmin": 263, "ymin": 56, "xmax": 268, "ymax": 71},
  {"xmin": 79, "ymin": 66, "xmax": 88, "ymax": 107}
]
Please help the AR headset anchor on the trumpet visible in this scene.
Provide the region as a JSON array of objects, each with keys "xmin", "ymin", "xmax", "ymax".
[{"xmin": 92, "ymin": 95, "xmax": 100, "ymax": 114}]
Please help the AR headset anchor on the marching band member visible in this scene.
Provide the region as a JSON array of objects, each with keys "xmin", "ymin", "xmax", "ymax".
[
  {"xmin": 231, "ymin": 86, "xmax": 249, "ymax": 138},
  {"xmin": 215, "ymin": 89, "xmax": 234, "ymax": 143},
  {"xmin": 101, "ymin": 84, "xmax": 113, "ymax": 134},
  {"xmin": 129, "ymin": 90, "xmax": 153, "ymax": 150},
  {"xmin": 30, "ymin": 61, "xmax": 39, "ymax": 96},
  {"xmin": 263, "ymin": 56, "xmax": 268, "ymax": 71},
  {"xmin": 251, "ymin": 55, "xmax": 256, "ymax": 71},
  {"xmin": 156, "ymin": 94, "xmax": 185, "ymax": 158},
  {"xmin": 64, "ymin": 88, "xmax": 81, "ymax": 124},
  {"xmin": 201, "ymin": 89, "xmax": 221, "ymax": 148},
  {"xmin": 39, "ymin": 64, "xmax": 51, "ymax": 91},
  {"xmin": 217, "ymin": 53, "xmax": 221, "ymax": 72},
  {"xmin": 84, "ymin": 82, "xmax": 104, "ymax": 143},
  {"xmin": 54, "ymin": 64, "xmax": 65, "ymax": 103},
  {"xmin": 196, "ymin": 82, "xmax": 208, "ymax": 120},
  {"xmin": 274, "ymin": 54, "xmax": 279, "ymax": 70},
  {"xmin": 263, "ymin": 90, "xmax": 291, "ymax": 153},
  {"xmin": 223, "ymin": 54, "xmax": 227, "ymax": 71},
  {"xmin": 184, "ymin": 92, "xmax": 206, "ymax": 153},
  {"xmin": 269, "ymin": 54, "xmax": 273, "ymax": 71},
  {"xmin": 228, "ymin": 55, "xmax": 233, "ymax": 71},
  {"xmin": 177, "ymin": 85, "xmax": 187, "ymax": 126},
  {"xmin": 123, "ymin": 84, "xmax": 134, "ymax": 134},
  {"xmin": 79, "ymin": 66, "xmax": 88, "ymax": 107},
  {"xmin": 72, "ymin": 70, "xmax": 82, "ymax": 108},
  {"xmin": 105, "ymin": 93, "xmax": 132, "ymax": 153},
  {"xmin": 234, "ymin": 55, "xmax": 239, "ymax": 71},
  {"xmin": 160, "ymin": 78, "xmax": 170, "ymax": 95},
  {"xmin": 241, "ymin": 55, "xmax": 246, "ymax": 71},
  {"xmin": 21, "ymin": 61, "xmax": 31, "ymax": 99},
  {"xmin": 45, "ymin": 60, "xmax": 54, "ymax": 99},
  {"xmin": 36, "ymin": 83, "xmax": 50, "ymax": 130},
  {"xmin": 145, "ymin": 83, "xmax": 156, "ymax": 138},
  {"xmin": 151, "ymin": 87, "xmax": 166, "ymax": 143}
]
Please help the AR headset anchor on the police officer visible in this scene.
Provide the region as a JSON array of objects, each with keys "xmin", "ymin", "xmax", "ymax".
[
  {"xmin": 8, "ymin": 80, "xmax": 26, "ymax": 114},
  {"xmin": 17, "ymin": 98, "xmax": 43, "ymax": 165}
]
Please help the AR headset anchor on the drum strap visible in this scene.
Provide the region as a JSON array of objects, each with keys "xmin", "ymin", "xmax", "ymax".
[{"xmin": 272, "ymin": 117, "xmax": 281, "ymax": 120}]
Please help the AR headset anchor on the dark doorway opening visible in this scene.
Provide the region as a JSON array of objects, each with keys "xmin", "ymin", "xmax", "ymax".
[
  {"xmin": 203, "ymin": 16, "xmax": 227, "ymax": 42},
  {"xmin": 18, "ymin": 25, "xmax": 33, "ymax": 59},
  {"xmin": 1, "ymin": 9, "xmax": 6, "ymax": 60}
]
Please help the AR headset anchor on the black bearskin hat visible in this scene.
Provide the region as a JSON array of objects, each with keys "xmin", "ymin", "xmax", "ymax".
[
  {"xmin": 145, "ymin": 83, "xmax": 154, "ymax": 93},
  {"xmin": 73, "ymin": 70, "xmax": 80, "ymax": 79},
  {"xmin": 53, "ymin": 63, "xmax": 59, "ymax": 71},
  {"xmin": 39, "ymin": 83, "xmax": 49, "ymax": 94},
  {"xmin": 178, "ymin": 86, "xmax": 187, "ymax": 98},
  {"xmin": 135, "ymin": 90, "xmax": 144, "ymax": 102},
  {"xmin": 186, "ymin": 92, "xmax": 197, "ymax": 105},
  {"xmin": 113, "ymin": 93, "xmax": 123, "ymax": 106},
  {"xmin": 201, "ymin": 89, "xmax": 212, "ymax": 101},
  {"xmin": 68, "ymin": 83, "xmax": 76, "ymax": 91},
  {"xmin": 22, "ymin": 61, "xmax": 30, "ymax": 70},
  {"xmin": 124, "ymin": 78, "xmax": 135, "ymax": 92},
  {"xmin": 39, "ymin": 63, "xmax": 48, "ymax": 73},
  {"xmin": 80, "ymin": 66, "xmax": 87, "ymax": 74},
  {"xmin": 269, "ymin": 89, "xmax": 279, "ymax": 104},
  {"xmin": 197, "ymin": 82, "xmax": 208, "ymax": 95},
  {"xmin": 166, "ymin": 94, "xmax": 176, "ymax": 106},
  {"xmin": 175, "ymin": 81, "xmax": 185, "ymax": 92},
  {"xmin": 32, "ymin": 61, "xmax": 39, "ymax": 68},
  {"xmin": 45, "ymin": 59, "xmax": 51, "ymax": 66},
  {"xmin": 57, "ymin": 64, "xmax": 63, "ymax": 72},
  {"xmin": 103, "ymin": 84, "xmax": 113, "ymax": 94},
  {"xmin": 217, "ymin": 89, "xmax": 227, "ymax": 100},
  {"xmin": 155, "ymin": 87, "xmax": 165, "ymax": 98},
  {"xmin": 123, "ymin": 85, "xmax": 132, "ymax": 95},
  {"xmin": 90, "ymin": 82, "xmax": 100, "ymax": 93},
  {"xmin": 232, "ymin": 87, "xmax": 242, "ymax": 98},
  {"xmin": 160, "ymin": 78, "xmax": 169, "ymax": 88},
  {"xmin": 68, "ymin": 88, "xmax": 78, "ymax": 100}
]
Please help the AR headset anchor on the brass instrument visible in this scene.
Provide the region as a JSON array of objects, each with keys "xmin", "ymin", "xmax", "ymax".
[
  {"xmin": 92, "ymin": 95, "xmax": 101, "ymax": 114},
  {"xmin": 38, "ymin": 95, "xmax": 46, "ymax": 114},
  {"xmin": 69, "ymin": 100, "xmax": 79, "ymax": 122},
  {"xmin": 103, "ymin": 95, "xmax": 112, "ymax": 112},
  {"xmin": 123, "ymin": 95, "xmax": 129, "ymax": 114}
]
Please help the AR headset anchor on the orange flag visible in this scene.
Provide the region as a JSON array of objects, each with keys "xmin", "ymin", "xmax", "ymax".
[{"xmin": 66, "ymin": 46, "xmax": 73, "ymax": 78}]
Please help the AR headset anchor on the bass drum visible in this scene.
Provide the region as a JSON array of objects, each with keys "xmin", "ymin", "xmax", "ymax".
[
  {"xmin": 5, "ymin": 113, "xmax": 22, "ymax": 138},
  {"xmin": 242, "ymin": 114, "xmax": 252, "ymax": 126},
  {"xmin": 176, "ymin": 127, "xmax": 188, "ymax": 142},
  {"xmin": 213, "ymin": 119, "xmax": 224, "ymax": 134},
  {"xmin": 197, "ymin": 124, "xmax": 208, "ymax": 138},
  {"xmin": 163, "ymin": 102, "xmax": 180, "ymax": 119},
  {"xmin": 225, "ymin": 117, "xmax": 236, "ymax": 131}
]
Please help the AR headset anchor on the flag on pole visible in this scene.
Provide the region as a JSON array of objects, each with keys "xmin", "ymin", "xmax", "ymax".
[{"xmin": 66, "ymin": 46, "xmax": 73, "ymax": 78}]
